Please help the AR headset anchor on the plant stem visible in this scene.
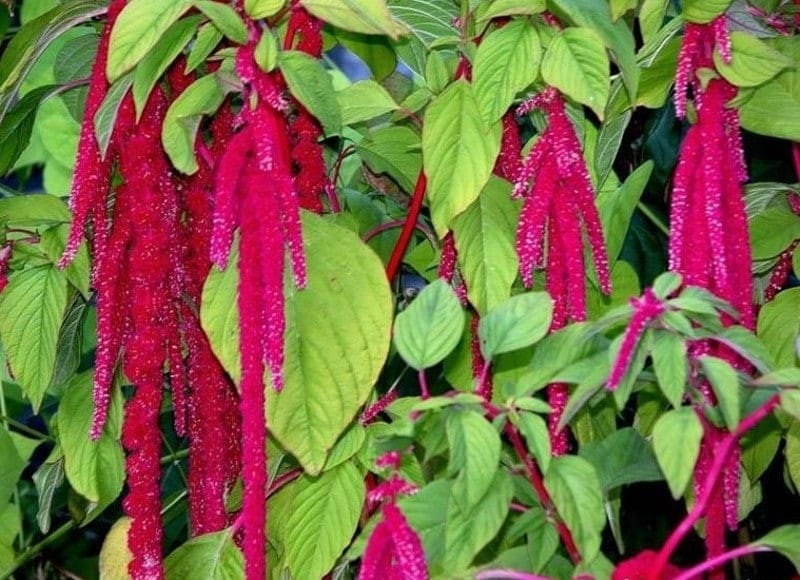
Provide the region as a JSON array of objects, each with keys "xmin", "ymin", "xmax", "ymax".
[
  {"xmin": 0, "ymin": 520, "xmax": 76, "ymax": 580},
  {"xmin": 385, "ymin": 172, "xmax": 428, "ymax": 282},
  {"xmin": 160, "ymin": 489, "xmax": 188, "ymax": 516},
  {"xmin": 674, "ymin": 544, "xmax": 770, "ymax": 580},
  {"xmin": 0, "ymin": 415, "xmax": 52, "ymax": 441},
  {"xmin": 268, "ymin": 467, "xmax": 302, "ymax": 496},
  {"xmin": 649, "ymin": 395, "xmax": 780, "ymax": 579},
  {"xmin": 417, "ymin": 369, "xmax": 430, "ymax": 400},
  {"xmin": 159, "ymin": 447, "xmax": 189, "ymax": 466},
  {"xmin": 502, "ymin": 419, "xmax": 582, "ymax": 565},
  {"xmin": 637, "ymin": 202, "xmax": 670, "ymax": 236}
]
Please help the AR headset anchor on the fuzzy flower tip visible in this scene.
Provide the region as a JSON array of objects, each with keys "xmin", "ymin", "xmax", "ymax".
[{"xmin": 607, "ymin": 288, "xmax": 665, "ymax": 391}]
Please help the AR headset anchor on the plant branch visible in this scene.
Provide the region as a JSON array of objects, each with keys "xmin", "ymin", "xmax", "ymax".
[
  {"xmin": 268, "ymin": 467, "xmax": 302, "ymax": 496},
  {"xmin": 649, "ymin": 395, "xmax": 780, "ymax": 579},
  {"xmin": 674, "ymin": 544, "xmax": 770, "ymax": 580},
  {"xmin": 0, "ymin": 520, "xmax": 76, "ymax": 580},
  {"xmin": 385, "ymin": 172, "xmax": 428, "ymax": 282},
  {"xmin": 417, "ymin": 369, "xmax": 430, "ymax": 399},
  {"xmin": 637, "ymin": 202, "xmax": 670, "ymax": 236},
  {"xmin": 501, "ymin": 418, "xmax": 582, "ymax": 564}
]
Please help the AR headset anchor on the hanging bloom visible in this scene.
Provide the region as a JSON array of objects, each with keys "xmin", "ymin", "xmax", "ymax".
[
  {"xmin": 514, "ymin": 87, "xmax": 611, "ymax": 454},
  {"xmin": 607, "ymin": 289, "xmax": 665, "ymax": 391},
  {"xmin": 360, "ymin": 453, "xmax": 427, "ymax": 580}
]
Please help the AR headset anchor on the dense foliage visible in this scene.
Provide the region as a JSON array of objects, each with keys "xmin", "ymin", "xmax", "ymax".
[{"xmin": 0, "ymin": 0, "xmax": 799, "ymax": 579}]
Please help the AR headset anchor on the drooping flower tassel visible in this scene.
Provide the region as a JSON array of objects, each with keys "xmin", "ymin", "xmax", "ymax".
[{"xmin": 513, "ymin": 87, "xmax": 611, "ymax": 454}]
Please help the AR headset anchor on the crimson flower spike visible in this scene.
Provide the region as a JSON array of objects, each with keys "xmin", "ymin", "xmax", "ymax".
[
  {"xmin": 513, "ymin": 87, "xmax": 612, "ymax": 455},
  {"xmin": 359, "ymin": 453, "xmax": 428, "ymax": 580},
  {"xmin": 606, "ymin": 288, "xmax": 665, "ymax": 391}
]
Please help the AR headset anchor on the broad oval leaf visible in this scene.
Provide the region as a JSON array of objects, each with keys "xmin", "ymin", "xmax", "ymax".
[
  {"xmin": 541, "ymin": 27, "xmax": 610, "ymax": 121},
  {"xmin": 99, "ymin": 517, "xmax": 133, "ymax": 580},
  {"xmin": 452, "ymin": 178, "xmax": 520, "ymax": 316},
  {"xmin": 700, "ymin": 355, "xmax": 741, "ymax": 430},
  {"xmin": 681, "ymin": 0, "xmax": 733, "ymax": 24},
  {"xmin": 106, "ymin": 0, "xmax": 194, "ymax": 82},
  {"xmin": 0, "ymin": 266, "xmax": 68, "ymax": 412},
  {"xmin": 300, "ymin": 0, "xmax": 408, "ymax": 39},
  {"xmin": 162, "ymin": 73, "xmax": 227, "ymax": 174},
  {"xmin": 393, "ymin": 278, "xmax": 465, "ymax": 370},
  {"xmin": 544, "ymin": 455, "xmax": 605, "ymax": 563},
  {"xmin": 276, "ymin": 463, "xmax": 365, "ymax": 579},
  {"xmin": 194, "ymin": 1, "xmax": 247, "ymax": 44},
  {"xmin": 245, "ymin": 0, "xmax": 286, "ymax": 19},
  {"xmin": 337, "ymin": 80, "xmax": 398, "ymax": 125},
  {"xmin": 651, "ymin": 330, "xmax": 687, "ymax": 408},
  {"xmin": 58, "ymin": 372, "xmax": 124, "ymax": 516},
  {"xmin": 473, "ymin": 19, "xmax": 541, "ymax": 123},
  {"xmin": 279, "ymin": 50, "xmax": 341, "ymax": 135},
  {"xmin": 652, "ymin": 407, "xmax": 703, "ymax": 499},
  {"xmin": 447, "ymin": 409, "xmax": 502, "ymax": 510},
  {"xmin": 201, "ymin": 213, "xmax": 393, "ymax": 474},
  {"xmin": 479, "ymin": 291, "xmax": 553, "ymax": 360},
  {"xmin": 422, "ymin": 80, "xmax": 501, "ymax": 236},
  {"xmin": 165, "ymin": 530, "xmax": 244, "ymax": 580},
  {"xmin": 714, "ymin": 32, "xmax": 794, "ymax": 88}
]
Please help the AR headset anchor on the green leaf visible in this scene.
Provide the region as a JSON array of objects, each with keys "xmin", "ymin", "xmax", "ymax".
[
  {"xmin": 0, "ymin": 428, "xmax": 24, "ymax": 507},
  {"xmin": 99, "ymin": 517, "xmax": 132, "ymax": 579},
  {"xmin": 547, "ymin": 0, "xmax": 639, "ymax": 103},
  {"xmin": 752, "ymin": 525, "xmax": 800, "ymax": 570},
  {"xmin": 279, "ymin": 50, "xmax": 341, "ymax": 135},
  {"xmin": 714, "ymin": 32, "xmax": 794, "ymax": 88},
  {"xmin": 478, "ymin": 0, "xmax": 546, "ymax": 21},
  {"xmin": 651, "ymin": 331, "xmax": 687, "ymax": 408},
  {"xmin": 451, "ymin": 177, "xmax": 520, "ymax": 315},
  {"xmin": 394, "ymin": 279, "xmax": 465, "ymax": 370},
  {"xmin": 514, "ymin": 411, "xmax": 551, "ymax": 474},
  {"xmin": 323, "ymin": 424, "xmax": 366, "ymax": 471},
  {"xmin": 479, "ymin": 291, "xmax": 553, "ymax": 359},
  {"xmin": 162, "ymin": 73, "xmax": 227, "ymax": 174},
  {"xmin": 254, "ymin": 29, "xmax": 279, "ymax": 72},
  {"xmin": 300, "ymin": 0, "xmax": 408, "ymax": 39},
  {"xmin": 0, "ymin": 266, "xmax": 68, "ymax": 411},
  {"xmin": 473, "ymin": 20, "xmax": 540, "ymax": 123},
  {"xmin": 58, "ymin": 372, "xmax": 124, "ymax": 515},
  {"xmin": 580, "ymin": 428, "xmax": 663, "ymax": 491},
  {"xmin": 165, "ymin": 530, "xmax": 244, "ymax": 579},
  {"xmin": 544, "ymin": 455, "xmax": 605, "ymax": 562},
  {"xmin": 279, "ymin": 463, "xmax": 365, "ymax": 579},
  {"xmin": 0, "ymin": 86, "xmax": 52, "ymax": 174},
  {"xmin": 700, "ymin": 355, "xmax": 741, "ymax": 430},
  {"xmin": 0, "ymin": 0, "xmax": 106, "ymax": 123},
  {"xmin": 652, "ymin": 407, "xmax": 703, "ymax": 499},
  {"xmin": 749, "ymin": 207, "xmax": 800, "ymax": 261},
  {"xmin": 202, "ymin": 214, "xmax": 393, "ymax": 474},
  {"xmin": 447, "ymin": 409, "xmax": 502, "ymax": 509},
  {"xmin": 132, "ymin": 16, "xmax": 202, "ymax": 117},
  {"xmin": 786, "ymin": 422, "xmax": 800, "ymax": 493},
  {"xmin": 610, "ymin": 0, "xmax": 637, "ymax": 20},
  {"xmin": 106, "ymin": 0, "xmax": 194, "ymax": 82},
  {"xmin": 594, "ymin": 110, "xmax": 632, "ymax": 187},
  {"xmin": 681, "ymin": 0, "xmax": 733, "ymax": 24},
  {"xmin": 741, "ymin": 414, "xmax": 781, "ymax": 482},
  {"xmin": 422, "ymin": 80, "xmax": 501, "ymax": 236},
  {"xmin": 401, "ymin": 473, "xmax": 513, "ymax": 572},
  {"xmin": 93, "ymin": 73, "xmax": 133, "ymax": 158},
  {"xmin": 245, "ymin": 0, "xmax": 286, "ymax": 19},
  {"xmin": 541, "ymin": 27, "xmax": 609, "ymax": 120},
  {"xmin": 194, "ymin": 1, "xmax": 247, "ymax": 44},
  {"xmin": 597, "ymin": 161, "xmax": 653, "ymax": 266},
  {"xmin": 32, "ymin": 456, "xmax": 64, "ymax": 534},
  {"xmin": 739, "ymin": 39, "xmax": 800, "ymax": 142},
  {"xmin": 757, "ymin": 288, "xmax": 800, "ymax": 368},
  {"xmin": 357, "ymin": 125, "xmax": 421, "ymax": 192},
  {"xmin": 336, "ymin": 80, "xmax": 398, "ymax": 125},
  {"xmin": 51, "ymin": 293, "xmax": 87, "ymax": 387},
  {"xmin": 186, "ymin": 23, "xmax": 223, "ymax": 73},
  {"xmin": 639, "ymin": 0, "xmax": 669, "ymax": 44}
]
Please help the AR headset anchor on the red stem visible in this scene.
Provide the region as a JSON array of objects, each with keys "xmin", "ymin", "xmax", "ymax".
[
  {"xmin": 674, "ymin": 544, "xmax": 770, "ymax": 580},
  {"xmin": 649, "ymin": 395, "xmax": 780, "ymax": 579},
  {"xmin": 417, "ymin": 368, "xmax": 430, "ymax": 399},
  {"xmin": 503, "ymin": 421, "xmax": 582, "ymax": 564},
  {"xmin": 791, "ymin": 142, "xmax": 800, "ymax": 181},
  {"xmin": 385, "ymin": 172, "xmax": 427, "ymax": 281},
  {"xmin": 268, "ymin": 467, "xmax": 302, "ymax": 497}
]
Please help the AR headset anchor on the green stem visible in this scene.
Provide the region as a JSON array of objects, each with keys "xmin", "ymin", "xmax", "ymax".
[
  {"xmin": 0, "ymin": 415, "xmax": 53, "ymax": 441},
  {"xmin": 161, "ymin": 489, "xmax": 188, "ymax": 516},
  {"xmin": 0, "ymin": 379, "xmax": 25, "ymax": 548},
  {"xmin": 637, "ymin": 202, "xmax": 670, "ymax": 236},
  {"xmin": 159, "ymin": 447, "xmax": 189, "ymax": 466},
  {"xmin": 160, "ymin": 434, "xmax": 189, "ymax": 486},
  {"xmin": 0, "ymin": 520, "xmax": 76, "ymax": 580}
]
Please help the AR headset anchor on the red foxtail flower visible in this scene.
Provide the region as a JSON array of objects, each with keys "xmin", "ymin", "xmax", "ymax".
[{"xmin": 607, "ymin": 289, "xmax": 665, "ymax": 391}]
